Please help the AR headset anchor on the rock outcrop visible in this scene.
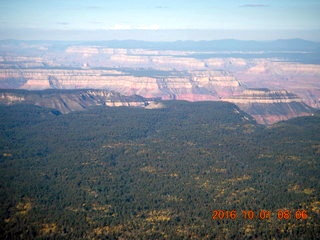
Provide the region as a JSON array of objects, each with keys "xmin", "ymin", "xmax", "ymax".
[
  {"xmin": 0, "ymin": 68, "xmax": 243, "ymax": 101},
  {"xmin": 1, "ymin": 40, "xmax": 319, "ymax": 124},
  {"xmin": 235, "ymin": 60, "xmax": 320, "ymax": 108},
  {"xmin": 0, "ymin": 89, "xmax": 155, "ymax": 114},
  {"xmin": 224, "ymin": 89, "xmax": 314, "ymax": 124}
]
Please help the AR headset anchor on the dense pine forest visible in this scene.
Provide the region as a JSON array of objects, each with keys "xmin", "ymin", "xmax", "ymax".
[{"xmin": 0, "ymin": 101, "xmax": 319, "ymax": 239}]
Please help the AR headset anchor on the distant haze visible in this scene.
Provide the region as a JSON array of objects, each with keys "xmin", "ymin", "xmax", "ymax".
[
  {"xmin": 1, "ymin": 29, "xmax": 320, "ymax": 42},
  {"xmin": 0, "ymin": 0, "xmax": 320, "ymax": 41}
]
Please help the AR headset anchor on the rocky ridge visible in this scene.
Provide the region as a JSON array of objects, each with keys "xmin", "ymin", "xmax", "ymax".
[
  {"xmin": 223, "ymin": 89, "xmax": 314, "ymax": 124},
  {"xmin": 0, "ymin": 88, "xmax": 314, "ymax": 124},
  {"xmin": 0, "ymin": 68, "xmax": 242, "ymax": 100},
  {"xmin": 0, "ymin": 89, "xmax": 158, "ymax": 114},
  {"xmin": 1, "ymin": 40, "xmax": 319, "ymax": 124}
]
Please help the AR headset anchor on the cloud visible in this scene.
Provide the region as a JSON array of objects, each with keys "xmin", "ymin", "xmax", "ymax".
[{"xmin": 240, "ymin": 4, "xmax": 269, "ymax": 8}]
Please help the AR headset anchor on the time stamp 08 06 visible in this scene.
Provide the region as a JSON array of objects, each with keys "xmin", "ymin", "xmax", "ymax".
[{"xmin": 212, "ymin": 209, "xmax": 308, "ymax": 220}]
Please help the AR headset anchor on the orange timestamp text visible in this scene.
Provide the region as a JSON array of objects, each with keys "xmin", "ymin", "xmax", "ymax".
[{"xmin": 212, "ymin": 209, "xmax": 308, "ymax": 220}]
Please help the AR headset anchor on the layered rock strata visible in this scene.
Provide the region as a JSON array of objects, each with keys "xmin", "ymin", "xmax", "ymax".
[
  {"xmin": 224, "ymin": 89, "xmax": 314, "ymax": 124},
  {"xmin": 0, "ymin": 89, "xmax": 154, "ymax": 114},
  {"xmin": 0, "ymin": 69, "xmax": 243, "ymax": 101}
]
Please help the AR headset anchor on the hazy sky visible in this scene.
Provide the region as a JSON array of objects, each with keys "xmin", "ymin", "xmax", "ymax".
[{"xmin": 0, "ymin": 0, "xmax": 319, "ymax": 41}]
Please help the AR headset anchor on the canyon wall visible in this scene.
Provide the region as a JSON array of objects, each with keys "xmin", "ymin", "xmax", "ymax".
[
  {"xmin": 224, "ymin": 89, "xmax": 314, "ymax": 124},
  {"xmin": 0, "ymin": 68, "xmax": 243, "ymax": 101},
  {"xmin": 0, "ymin": 89, "xmax": 154, "ymax": 114},
  {"xmin": 1, "ymin": 43, "xmax": 319, "ymax": 124}
]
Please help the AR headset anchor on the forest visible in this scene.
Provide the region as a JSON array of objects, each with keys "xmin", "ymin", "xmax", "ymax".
[{"xmin": 0, "ymin": 101, "xmax": 319, "ymax": 239}]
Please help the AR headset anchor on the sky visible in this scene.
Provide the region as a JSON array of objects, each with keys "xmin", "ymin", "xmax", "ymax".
[{"xmin": 0, "ymin": 0, "xmax": 319, "ymax": 41}]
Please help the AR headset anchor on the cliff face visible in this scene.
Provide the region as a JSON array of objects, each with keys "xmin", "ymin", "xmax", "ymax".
[
  {"xmin": 0, "ymin": 89, "xmax": 153, "ymax": 114},
  {"xmin": 0, "ymin": 68, "xmax": 315, "ymax": 124},
  {"xmin": 1, "ymin": 43, "xmax": 320, "ymax": 108},
  {"xmin": 0, "ymin": 68, "xmax": 243, "ymax": 101},
  {"xmin": 1, "ymin": 41, "xmax": 319, "ymax": 124},
  {"xmin": 235, "ymin": 60, "xmax": 320, "ymax": 109},
  {"xmin": 0, "ymin": 88, "xmax": 315, "ymax": 125},
  {"xmin": 224, "ymin": 89, "xmax": 314, "ymax": 124}
]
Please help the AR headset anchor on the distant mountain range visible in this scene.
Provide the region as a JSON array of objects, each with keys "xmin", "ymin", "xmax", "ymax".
[
  {"xmin": 1, "ymin": 38, "xmax": 319, "ymax": 64},
  {"xmin": 1, "ymin": 38, "xmax": 320, "ymax": 52}
]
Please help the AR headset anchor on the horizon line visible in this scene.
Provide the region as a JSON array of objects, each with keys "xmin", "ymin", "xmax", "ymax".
[
  {"xmin": 1, "ymin": 29, "xmax": 319, "ymax": 42},
  {"xmin": 1, "ymin": 37, "xmax": 319, "ymax": 43}
]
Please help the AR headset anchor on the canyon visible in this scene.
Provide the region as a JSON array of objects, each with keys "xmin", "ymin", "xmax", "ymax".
[{"xmin": 0, "ymin": 40, "xmax": 319, "ymax": 124}]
